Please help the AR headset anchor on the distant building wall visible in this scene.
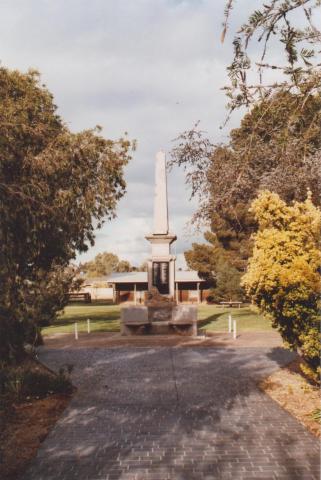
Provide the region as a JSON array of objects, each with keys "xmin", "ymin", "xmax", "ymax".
[
  {"xmin": 75, "ymin": 273, "xmax": 212, "ymax": 304},
  {"xmin": 115, "ymin": 283, "xmax": 147, "ymax": 304},
  {"xmin": 81, "ymin": 285, "xmax": 114, "ymax": 300},
  {"xmin": 113, "ymin": 281, "xmax": 211, "ymax": 304}
]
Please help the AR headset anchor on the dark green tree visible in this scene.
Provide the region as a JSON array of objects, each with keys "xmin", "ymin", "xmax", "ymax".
[
  {"xmin": 170, "ymin": 90, "xmax": 321, "ymax": 270},
  {"xmin": 170, "ymin": 1, "xmax": 321, "ymax": 273},
  {"xmin": 184, "ymin": 232, "xmax": 243, "ymax": 301},
  {"xmin": 0, "ymin": 67, "xmax": 133, "ymax": 361}
]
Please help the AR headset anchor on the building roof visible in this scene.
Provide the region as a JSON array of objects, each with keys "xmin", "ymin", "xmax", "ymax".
[
  {"xmin": 107, "ymin": 272, "xmax": 147, "ymax": 283},
  {"xmin": 81, "ymin": 276, "xmax": 110, "ymax": 283},
  {"xmin": 176, "ymin": 270, "xmax": 204, "ymax": 282},
  {"xmin": 106, "ymin": 270, "xmax": 205, "ymax": 284}
]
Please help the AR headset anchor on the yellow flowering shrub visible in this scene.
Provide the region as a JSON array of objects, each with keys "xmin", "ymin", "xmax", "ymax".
[{"xmin": 242, "ymin": 191, "xmax": 321, "ymax": 381}]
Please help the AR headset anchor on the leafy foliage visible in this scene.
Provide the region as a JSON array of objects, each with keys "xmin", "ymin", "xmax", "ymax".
[
  {"xmin": 82, "ymin": 252, "xmax": 119, "ymax": 277},
  {"xmin": 185, "ymin": 232, "xmax": 243, "ymax": 301},
  {"xmin": 170, "ymin": 90, "xmax": 321, "ymax": 270},
  {"xmin": 169, "ymin": 1, "xmax": 321, "ymax": 281},
  {"xmin": 137, "ymin": 261, "xmax": 148, "ymax": 272},
  {"xmin": 0, "ymin": 67, "xmax": 133, "ymax": 361},
  {"xmin": 242, "ymin": 191, "xmax": 321, "ymax": 381},
  {"xmin": 170, "ymin": 2, "xmax": 321, "ymax": 275},
  {"xmin": 117, "ymin": 260, "xmax": 132, "ymax": 272},
  {"xmin": 222, "ymin": 0, "xmax": 321, "ymax": 118},
  {"xmin": 0, "ymin": 363, "xmax": 73, "ymax": 399},
  {"xmin": 311, "ymin": 408, "xmax": 321, "ymax": 421},
  {"xmin": 81, "ymin": 251, "xmax": 133, "ymax": 277},
  {"xmin": 184, "ymin": 232, "xmax": 221, "ymax": 282},
  {"xmin": 211, "ymin": 258, "xmax": 243, "ymax": 302}
]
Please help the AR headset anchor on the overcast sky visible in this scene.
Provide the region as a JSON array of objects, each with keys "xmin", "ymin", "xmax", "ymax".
[{"xmin": 0, "ymin": 0, "xmax": 284, "ymax": 267}]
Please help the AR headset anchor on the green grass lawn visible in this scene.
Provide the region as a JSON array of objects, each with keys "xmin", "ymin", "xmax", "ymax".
[
  {"xmin": 42, "ymin": 303, "xmax": 121, "ymax": 335},
  {"xmin": 198, "ymin": 305, "xmax": 272, "ymax": 332},
  {"xmin": 42, "ymin": 302, "xmax": 272, "ymax": 335}
]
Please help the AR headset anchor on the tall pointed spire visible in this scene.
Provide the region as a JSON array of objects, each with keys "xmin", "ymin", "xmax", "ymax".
[
  {"xmin": 153, "ymin": 151, "xmax": 169, "ymax": 235},
  {"xmin": 146, "ymin": 150, "xmax": 176, "ymax": 297}
]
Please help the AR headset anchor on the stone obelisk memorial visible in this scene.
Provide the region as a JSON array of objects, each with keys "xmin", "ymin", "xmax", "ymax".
[
  {"xmin": 120, "ymin": 151, "xmax": 197, "ymax": 336},
  {"xmin": 145, "ymin": 151, "xmax": 177, "ymax": 298}
]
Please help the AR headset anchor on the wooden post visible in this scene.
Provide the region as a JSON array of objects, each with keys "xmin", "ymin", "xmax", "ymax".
[
  {"xmin": 197, "ymin": 282, "xmax": 200, "ymax": 304},
  {"xmin": 74, "ymin": 323, "xmax": 78, "ymax": 340},
  {"xmin": 87, "ymin": 319, "xmax": 90, "ymax": 334},
  {"xmin": 134, "ymin": 283, "xmax": 137, "ymax": 305}
]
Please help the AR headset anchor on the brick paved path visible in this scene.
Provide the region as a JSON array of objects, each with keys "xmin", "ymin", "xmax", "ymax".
[{"xmin": 23, "ymin": 347, "xmax": 320, "ymax": 480}]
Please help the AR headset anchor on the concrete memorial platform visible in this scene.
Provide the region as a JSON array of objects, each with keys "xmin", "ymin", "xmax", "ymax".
[
  {"xmin": 121, "ymin": 301, "xmax": 197, "ymax": 336},
  {"xmin": 120, "ymin": 305, "xmax": 149, "ymax": 335}
]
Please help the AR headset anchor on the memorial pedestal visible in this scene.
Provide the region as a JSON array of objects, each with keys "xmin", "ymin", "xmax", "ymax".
[{"xmin": 121, "ymin": 305, "xmax": 197, "ymax": 336}]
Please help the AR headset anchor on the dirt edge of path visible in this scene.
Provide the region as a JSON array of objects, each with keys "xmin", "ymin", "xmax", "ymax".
[
  {"xmin": 259, "ymin": 358, "xmax": 320, "ymax": 438},
  {"xmin": 0, "ymin": 360, "xmax": 73, "ymax": 480}
]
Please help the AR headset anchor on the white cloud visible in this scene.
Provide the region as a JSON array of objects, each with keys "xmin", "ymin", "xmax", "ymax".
[
  {"xmin": 0, "ymin": 0, "xmax": 304, "ymax": 266},
  {"xmin": 91, "ymin": 217, "xmax": 151, "ymax": 266}
]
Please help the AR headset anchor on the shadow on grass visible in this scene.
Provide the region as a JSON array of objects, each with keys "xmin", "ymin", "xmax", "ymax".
[
  {"xmin": 227, "ymin": 311, "xmax": 260, "ymax": 318},
  {"xmin": 197, "ymin": 313, "xmax": 224, "ymax": 329},
  {"xmin": 66, "ymin": 300, "xmax": 115, "ymax": 307},
  {"xmin": 198, "ymin": 307, "xmax": 271, "ymax": 333},
  {"xmin": 52, "ymin": 312, "xmax": 120, "ymax": 327}
]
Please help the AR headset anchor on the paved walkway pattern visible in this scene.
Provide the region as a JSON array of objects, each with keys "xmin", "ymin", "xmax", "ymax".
[{"xmin": 23, "ymin": 346, "xmax": 320, "ymax": 480}]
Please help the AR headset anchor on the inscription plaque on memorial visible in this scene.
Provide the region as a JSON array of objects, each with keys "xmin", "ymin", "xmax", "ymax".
[{"xmin": 152, "ymin": 261, "xmax": 169, "ymax": 294}]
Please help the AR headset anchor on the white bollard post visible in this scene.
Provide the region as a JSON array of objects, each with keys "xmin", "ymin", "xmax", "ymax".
[
  {"xmin": 233, "ymin": 319, "xmax": 237, "ymax": 340},
  {"xmin": 228, "ymin": 314, "xmax": 232, "ymax": 333},
  {"xmin": 87, "ymin": 319, "xmax": 90, "ymax": 334},
  {"xmin": 74, "ymin": 322, "xmax": 78, "ymax": 340}
]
